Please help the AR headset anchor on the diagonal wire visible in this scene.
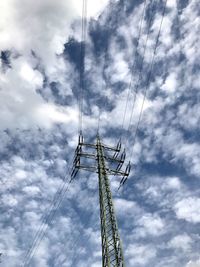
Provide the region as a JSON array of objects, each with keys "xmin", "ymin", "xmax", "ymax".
[
  {"xmin": 129, "ymin": 0, "xmax": 168, "ymax": 160},
  {"xmin": 124, "ymin": 0, "xmax": 157, "ymax": 149},
  {"xmin": 97, "ymin": 51, "xmax": 109, "ymax": 136},
  {"xmin": 97, "ymin": 0, "xmax": 124, "ymax": 136},
  {"xmin": 120, "ymin": 0, "xmax": 148, "ymax": 135},
  {"xmin": 69, "ymin": 189, "xmax": 99, "ymax": 267},
  {"xmin": 22, "ymin": 183, "xmax": 71, "ymax": 267},
  {"xmin": 21, "ymin": 2, "xmax": 89, "ymax": 264},
  {"xmin": 21, "ymin": 159, "xmax": 73, "ymax": 267},
  {"xmin": 79, "ymin": 0, "xmax": 88, "ymax": 135}
]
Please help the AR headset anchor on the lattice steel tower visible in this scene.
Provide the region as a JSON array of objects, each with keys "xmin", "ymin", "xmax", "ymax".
[{"xmin": 71, "ymin": 134, "xmax": 130, "ymax": 267}]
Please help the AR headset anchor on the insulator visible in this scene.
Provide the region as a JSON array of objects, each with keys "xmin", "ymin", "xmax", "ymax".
[
  {"xmin": 121, "ymin": 149, "xmax": 126, "ymax": 161},
  {"xmin": 125, "ymin": 161, "xmax": 131, "ymax": 175},
  {"xmin": 71, "ymin": 167, "xmax": 79, "ymax": 179},
  {"xmin": 113, "ymin": 139, "xmax": 122, "ymax": 158},
  {"xmin": 116, "ymin": 139, "xmax": 121, "ymax": 151},
  {"xmin": 116, "ymin": 162, "xmax": 123, "ymax": 171},
  {"xmin": 78, "ymin": 134, "xmax": 84, "ymax": 145},
  {"xmin": 118, "ymin": 161, "xmax": 131, "ymax": 188}
]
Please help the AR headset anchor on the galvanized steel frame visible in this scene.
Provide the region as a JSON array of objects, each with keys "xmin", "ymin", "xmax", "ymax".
[{"xmin": 97, "ymin": 137, "xmax": 125, "ymax": 267}]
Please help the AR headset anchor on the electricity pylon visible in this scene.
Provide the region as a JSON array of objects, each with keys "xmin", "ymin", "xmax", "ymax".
[{"xmin": 71, "ymin": 134, "xmax": 131, "ymax": 267}]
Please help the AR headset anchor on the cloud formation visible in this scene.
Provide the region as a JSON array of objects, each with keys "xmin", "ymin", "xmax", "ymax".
[{"xmin": 0, "ymin": 0, "xmax": 199, "ymax": 266}]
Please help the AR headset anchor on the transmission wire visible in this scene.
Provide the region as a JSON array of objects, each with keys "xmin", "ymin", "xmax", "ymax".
[
  {"xmin": 96, "ymin": 50, "xmax": 109, "ymax": 136},
  {"xmin": 97, "ymin": 0, "xmax": 125, "ymax": 137},
  {"xmin": 21, "ymin": 1, "xmax": 89, "ymax": 264},
  {"xmin": 21, "ymin": 177, "xmax": 71, "ymax": 266},
  {"xmin": 121, "ymin": 0, "xmax": 147, "ymax": 135},
  {"xmin": 21, "ymin": 159, "xmax": 73, "ymax": 267},
  {"xmin": 69, "ymin": 189, "xmax": 99, "ymax": 266},
  {"xmin": 79, "ymin": 0, "xmax": 88, "ymax": 135},
  {"xmin": 124, "ymin": 0, "xmax": 157, "ymax": 149},
  {"xmin": 129, "ymin": 0, "xmax": 168, "ymax": 160},
  {"xmin": 22, "ymin": 182, "xmax": 71, "ymax": 266}
]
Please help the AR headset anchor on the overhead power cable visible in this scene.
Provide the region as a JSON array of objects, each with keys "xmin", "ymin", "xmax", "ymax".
[
  {"xmin": 97, "ymin": 0, "xmax": 125, "ymax": 136},
  {"xmin": 22, "ymin": 1, "xmax": 88, "ymax": 262},
  {"xmin": 69, "ymin": 190, "xmax": 98, "ymax": 266},
  {"xmin": 121, "ymin": 0, "xmax": 147, "ymax": 135},
  {"xmin": 79, "ymin": 0, "xmax": 88, "ymax": 135},
  {"xmin": 124, "ymin": 0, "xmax": 157, "ymax": 149},
  {"xmin": 21, "ymin": 161, "xmax": 73, "ymax": 267},
  {"xmin": 129, "ymin": 0, "xmax": 168, "ymax": 160}
]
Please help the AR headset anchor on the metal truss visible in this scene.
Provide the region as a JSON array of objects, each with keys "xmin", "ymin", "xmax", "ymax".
[{"xmin": 71, "ymin": 134, "xmax": 131, "ymax": 267}]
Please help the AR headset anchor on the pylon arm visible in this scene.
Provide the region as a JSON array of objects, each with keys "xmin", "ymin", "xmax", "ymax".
[
  {"xmin": 106, "ymin": 169, "xmax": 129, "ymax": 176},
  {"xmin": 104, "ymin": 155, "xmax": 124, "ymax": 163},
  {"xmin": 77, "ymin": 152, "xmax": 96, "ymax": 159},
  {"xmin": 78, "ymin": 165, "xmax": 97, "ymax": 172},
  {"xmin": 81, "ymin": 143, "xmax": 96, "ymax": 148},
  {"xmin": 81, "ymin": 143, "xmax": 120, "ymax": 152},
  {"xmin": 77, "ymin": 153, "xmax": 124, "ymax": 163},
  {"xmin": 73, "ymin": 165, "xmax": 129, "ymax": 177},
  {"xmin": 101, "ymin": 144, "xmax": 121, "ymax": 152}
]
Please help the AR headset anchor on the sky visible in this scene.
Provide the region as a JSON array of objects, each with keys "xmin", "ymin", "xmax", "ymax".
[{"xmin": 0, "ymin": 0, "xmax": 200, "ymax": 266}]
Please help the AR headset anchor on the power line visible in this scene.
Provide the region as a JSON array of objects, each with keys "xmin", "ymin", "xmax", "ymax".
[
  {"xmin": 21, "ymin": 180, "xmax": 71, "ymax": 266},
  {"xmin": 69, "ymin": 189, "xmax": 98, "ymax": 266},
  {"xmin": 21, "ymin": 160, "xmax": 73, "ymax": 267},
  {"xmin": 97, "ymin": 0, "xmax": 126, "ymax": 136},
  {"xmin": 96, "ymin": 51, "xmax": 109, "ymax": 136},
  {"xmin": 129, "ymin": 0, "xmax": 168, "ymax": 160},
  {"xmin": 124, "ymin": 0, "xmax": 157, "ymax": 148},
  {"xmin": 22, "ymin": 1, "xmax": 88, "ymax": 261},
  {"xmin": 97, "ymin": 0, "xmax": 153, "ymax": 144},
  {"xmin": 121, "ymin": 0, "xmax": 147, "ymax": 135},
  {"xmin": 79, "ymin": 0, "xmax": 88, "ymax": 135},
  {"xmin": 22, "ymin": 185, "xmax": 71, "ymax": 266}
]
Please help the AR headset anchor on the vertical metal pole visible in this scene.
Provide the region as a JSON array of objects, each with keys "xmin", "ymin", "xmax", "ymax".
[{"xmin": 97, "ymin": 136, "xmax": 125, "ymax": 267}]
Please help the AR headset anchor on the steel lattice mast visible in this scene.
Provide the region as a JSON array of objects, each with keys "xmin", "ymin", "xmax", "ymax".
[
  {"xmin": 71, "ymin": 134, "xmax": 130, "ymax": 267},
  {"xmin": 97, "ymin": 136, "xmax": 125, "ymax": 266}
]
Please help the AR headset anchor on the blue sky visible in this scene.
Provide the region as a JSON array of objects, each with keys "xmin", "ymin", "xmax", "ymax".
[{"xmin": 0, "ymin": 0, "xmax": 200, "ymax": 266}]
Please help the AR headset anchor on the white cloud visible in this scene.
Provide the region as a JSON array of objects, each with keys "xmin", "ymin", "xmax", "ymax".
[
  {"xmin": 166, "ymin": 0, "xmax": 177, "ymax": 8},
  {"xmin": 91, "ymin": 262, "xmax": 102, "ymax": 267},
  {"xmin": 137, "ymin": 213, "xmax": 165, "ymax": 236},
  {"xmin": 0, "ymin": 0, "xmax": 109, "ymax": 68},
  {"xmin": 75, "ymin": 0, "xmax": 109, "ymax": 19},
  {"xmin": 169, "ymin": 234, "xmax": 192, "ymax": 251},
  {"xmin": 115, "ymin": 198, "xmax": 137, "ymax": 215},
  {"xmin": 0, "ymin": 0, "xmax": 199, "ymax": 266},
  {"xmin": 166, "ymin": 177, "xmax": 182, "ymax": 190},
  {"xmin": 174, "ymin": 197, "xmax": 200, "ymax": 223},
  {"xmin": 161, "ymin": 72, "xmax": 177, "ymax": 93},
  {"xmin": 19, "ymin": 62, "xmax": 42, "ymax": 85},
  {"xmin": 186, "ymin": 259, "xmax": 200, "ymax": 267},
  {"xmin": 126, "ymin": 244, "xmax": 156, "ymax": 265},
  {"xmin": 0, "ymin": 0, "xmax": 110, "ymax": 131},
  {"xmin": 0, "ymin": 55, "xmax": 80, "ymax": 129}
]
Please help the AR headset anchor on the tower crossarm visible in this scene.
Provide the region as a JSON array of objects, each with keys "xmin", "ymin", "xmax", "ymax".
[{"xmin": 77, "ymin": 152, "xmax": 96, "ymax": 159}]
